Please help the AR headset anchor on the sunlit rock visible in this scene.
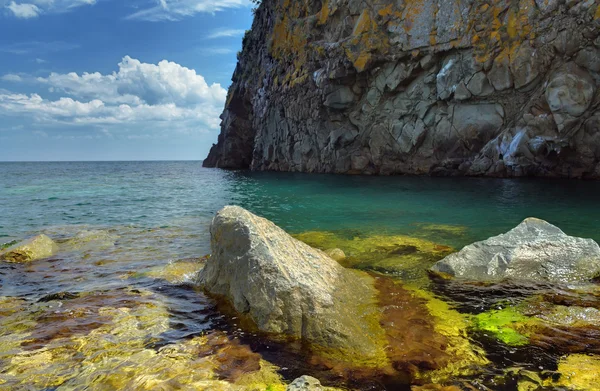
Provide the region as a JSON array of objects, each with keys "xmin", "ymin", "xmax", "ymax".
[
  {"xmin": 431, "ymin": 218, "xmax": 600, "ymax": 283},
  {"xmin": 0, "ymin": 235, "xmax": 58, "ymax": 263},
  {"xmin": 198, "ymin": 206, "xmax": 389, "ymax": 368},
  {"xmin": 323, "ymin": 248, "xmax": 345, "ymax": 261},
  {"xmin": 286, "ymin": 376, "xmax": 322, "ymax": 391},
  {"xmin": 200, "ymin": 207, "xmax": 489, "ymax": 383}
]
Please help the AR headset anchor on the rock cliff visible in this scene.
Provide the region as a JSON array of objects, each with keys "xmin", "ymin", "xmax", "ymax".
[{"xmin": 204, "ymin": 0, "xmax": 600, "ymax": 178}]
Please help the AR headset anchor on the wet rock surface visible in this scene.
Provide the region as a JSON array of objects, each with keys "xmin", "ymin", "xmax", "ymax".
[
  {"xmin": 0, "ymin": 235, "xmax": 58, "ymax": 263},
  {"xmin": 205, "ymin": 0, "xmax": 600, "ymax": 179},
  {"xmin": 431, "ymin": 218, "xmax": 600, "ymax": 283}
]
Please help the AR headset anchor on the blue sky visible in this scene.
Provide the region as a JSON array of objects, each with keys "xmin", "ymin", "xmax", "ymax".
[{"xmin": 0, "ymin": 0, "xmax": 254, "ymax": 161}]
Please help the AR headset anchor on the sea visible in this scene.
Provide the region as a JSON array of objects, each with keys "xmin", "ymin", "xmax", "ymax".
[{"xmin": 1, "ymin": 161, "xmax": 600, "ymax": 390}]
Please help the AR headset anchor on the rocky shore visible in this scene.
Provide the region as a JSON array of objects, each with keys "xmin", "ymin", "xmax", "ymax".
[
  {"xmin": 205, "ymin": 0, "xmax": 600, "ymax": 179},
  {"xmin": 199, "ymin": 206, "xmax": 600, "ymax": 390}
]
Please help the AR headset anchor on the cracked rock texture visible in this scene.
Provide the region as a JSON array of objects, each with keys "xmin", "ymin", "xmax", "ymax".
[
  {"xmin": 431, "ymin": 217, "xmax": 600, "ymax": 283},
  {"xmin": 204, "ymin": 0, "xmax": 600, "ymax": 178}
]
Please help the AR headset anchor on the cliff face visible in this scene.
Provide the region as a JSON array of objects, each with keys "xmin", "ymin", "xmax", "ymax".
[{"xmin": 204, "ymin": 0, "xmax": 600, "ymax": 178}]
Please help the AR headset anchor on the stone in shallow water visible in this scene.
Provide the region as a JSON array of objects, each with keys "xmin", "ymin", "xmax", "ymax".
[
  {"xmin": 198, "ymin": 206, "xmax": 388, "ymax": 368},
  {"xmin": 286, "ymin": 375, "xmax": 322, "ymax": 391},
  {"xmin": 431, "ymin": 218, "xmax": 600, "ymax": 283},
  {"xmin": 200, "ymin": 206, "xmax": 489, "ymax": 383},
  {"xmin": 0, "ymin": 234, "xmax": 58, "ymax": 263},
  {"xmin": 143, "ymin": 258, "xmax": 206, "ymax": 284}
]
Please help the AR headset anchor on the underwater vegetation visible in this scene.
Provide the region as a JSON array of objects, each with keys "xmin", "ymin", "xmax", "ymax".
[
  {"xmin": 294, "ymin": 229, "xmax": 456, "ymax": 286},
  {"xmin": 2, "ymin": 221, "xmax": 600, "ymax": 391},
  {"xmin": 0, "ymin": 287, "xmax": 292, "ymax": 391}
]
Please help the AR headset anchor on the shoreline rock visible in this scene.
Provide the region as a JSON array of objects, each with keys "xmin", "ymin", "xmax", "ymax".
[
  {"xmin": 0, "ymin": 234, "xmax": 58, "ymax": 263},
  {"xmin": 199, "ymin": 206, "xmax": 489, "ymax": 383},
  {"xmin": 205, "ymin": 0, "xmax": 600, "ymax": 179},
  {"xmin": 431, "ymin": 218, "xmax": 600, "ymax": 283},
  {"xmin": 197, "ymin": 206, "xmax": 388, "ymax": 367}
]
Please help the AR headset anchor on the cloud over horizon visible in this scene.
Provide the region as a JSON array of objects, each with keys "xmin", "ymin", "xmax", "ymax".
[{"xmin": 0, "ymin": 56, "xmax": 227, "ymax": 131}]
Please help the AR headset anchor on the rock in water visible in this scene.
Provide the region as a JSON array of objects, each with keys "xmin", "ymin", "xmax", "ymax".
[
  {"xmin": 431, "ymin": 218, "xmax": 600, "ymax": 283},
  {"xmin": 0, "ymin": 235, "xmax": 58, "ymax": 263},
  {"xmin": 198, "ymin": 206, "xmax": 387, "ymax": 366},
  {"xmin": 286, "ymin": 376, "xmax": 323, "ymax": 391}
]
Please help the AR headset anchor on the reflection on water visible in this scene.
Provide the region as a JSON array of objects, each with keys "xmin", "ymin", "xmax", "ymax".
[{"xmin": 2, "ymin": 162, "xmax": 600, "ymax": 390}]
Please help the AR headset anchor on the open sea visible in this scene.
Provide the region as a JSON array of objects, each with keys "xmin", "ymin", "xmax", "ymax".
[{"xmin": 2, "ymin": 161, "xmax": 600, "ymax": 390}]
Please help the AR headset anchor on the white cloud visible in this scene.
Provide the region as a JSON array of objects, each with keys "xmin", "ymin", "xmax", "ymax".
[
  {"xmin": 0, "ymin": 41, "xmax": 79, "ymax": 55},
  {"xmin": 1, "ymin": 74, "xmax": 23, "ymax": 82},
  {"xmin": 126, "ymin": 0, "xmax": 251, "ymax": 22},
  {"xmin": 35, "ymin": 58, "xmax": 47, "ymax": 63},
  {"xmin": 3, "ymin": 0, "xmax": 96, "ymax": 18},
  {"xmin": 33, "ymin": 129, "xmax": 48, "ymax": 137},
  {"xmin": 6, "ymin": 2, "xmax": 41, "ymax": 18},
  {"xmin": 207, "ymin": 28, "xmax": 246, "ymax": 39},
  {"xmin": 201, "ymin": 47, "xmax": 235, "ymax": 56},
  {"xmin": 0, "ymin": 56, "xmax": 227, "ymax": 131},
  {"xmin": 35, "ymin": 56, "xmax": 227, "ymax": 106}
]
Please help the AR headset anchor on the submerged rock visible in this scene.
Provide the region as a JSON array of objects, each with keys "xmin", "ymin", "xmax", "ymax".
[
  {"xmin": 295, "ymin": 230, "xmax": 453, "ymax": 286},
  {"xmin": 0, "ymin": 235, "xmax": 58, "ymax": 263},
  {"xmin": 552, "ymin": 354, "xmax": 600, "ymax": 391},
  {"xmin": 286, "ymin": 376, "xmax": 322, "ymax": 391},
  {"xmin": 198, "ymin": 206, "xmax": 388, "ymax": 367},
  {"xmin": 323, "ymin": 248, "xmax": 345, "ymax": 262},
  {"xmin": 431, "ymin": 218, "xmax": 600, "ymax": 283},
  {"xmin": 143, "ymin": 257, "xmax": 206, "ymax": 284}
]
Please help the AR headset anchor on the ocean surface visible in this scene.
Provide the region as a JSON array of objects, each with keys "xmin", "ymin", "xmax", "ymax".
[{"xmin": 2, "ymin": 161, "xmax": 600, "ymax": 390}]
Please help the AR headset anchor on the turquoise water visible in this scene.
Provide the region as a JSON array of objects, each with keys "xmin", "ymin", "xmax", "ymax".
[
  {"xmin": 3, "ymin": 161, "xmax": 600, "ymax": 246},
  {"xmin": 2, "ymin": 161, "xmax": 600, "ymax": 390}
]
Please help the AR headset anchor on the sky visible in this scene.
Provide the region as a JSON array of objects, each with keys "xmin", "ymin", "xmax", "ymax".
[{"xmin": 0, "ymin": 0, "xmax": 254, "ymax": 161}]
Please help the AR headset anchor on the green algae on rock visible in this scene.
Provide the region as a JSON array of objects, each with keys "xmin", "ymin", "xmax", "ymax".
[
  {"xmin": 0, "ymin": 234, "xmax": 58, "ymax": 263},
  {"xmin": 294, "ymin": 230, "xmax": 453, "ymax": 285},
  {"xmin": 472, "ymin": 307, "xmax": 535, "ymax": 346},
  {"xmin": 407, "ymin": 288, "xmax": 489, "ymax": 383}
]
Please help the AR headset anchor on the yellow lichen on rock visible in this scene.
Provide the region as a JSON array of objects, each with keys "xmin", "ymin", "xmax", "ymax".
[
  {"xmin": 343, "ymin": 8, "xmax": 390, "ymax": 72},
  {"xmin": 317, "ymin": 0, "xmax": 329, "ymax": 25}
]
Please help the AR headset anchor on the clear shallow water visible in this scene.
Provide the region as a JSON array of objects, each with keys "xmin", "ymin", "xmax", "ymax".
[
  {"xmin": 2, "ymin": 161, "xmax": 600, "ymax": 390},
  {"xmin": 3, "ymin": 161, "xmax": 600, "ymax": 245}
]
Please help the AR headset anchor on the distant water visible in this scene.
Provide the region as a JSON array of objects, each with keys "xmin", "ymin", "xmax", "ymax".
[
  {"xmin": 2, "ymin": 161, "xmax": 600, "ymax": 390},
  {"xmin": 2, "ymin": 161, "xmax": 600, "ymax": 246}
]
